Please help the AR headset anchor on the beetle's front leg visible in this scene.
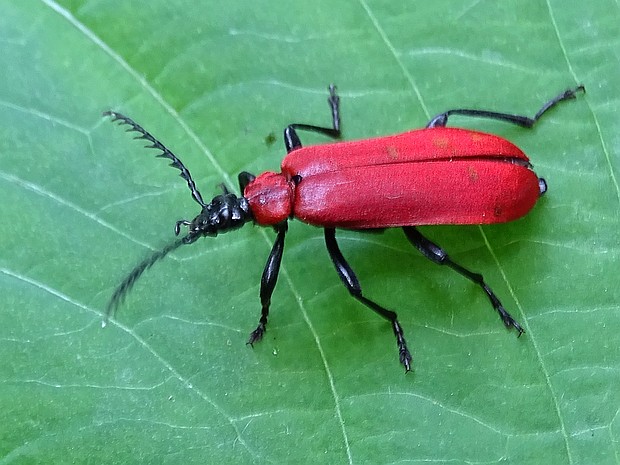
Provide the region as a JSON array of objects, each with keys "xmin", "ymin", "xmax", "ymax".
[
  {"xmin": 238, "ymin": 171, "xmax": 256, "ymax": 193},
  {"xmin": 247, "ymin": 222, "xmax": 288, "ymax": 345},
  {"xmin": 403, "ymin": 226, "xmax": 524, "ymax": 334}
]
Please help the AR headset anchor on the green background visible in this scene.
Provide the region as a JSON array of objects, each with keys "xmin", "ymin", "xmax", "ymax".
[{"xmin": 1, "ymin": 1, "xmax": 618, "ymax": 464}]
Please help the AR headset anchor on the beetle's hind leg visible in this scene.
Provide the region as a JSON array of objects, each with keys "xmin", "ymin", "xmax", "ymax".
[
  {"xmin": 324, "ymin": 228, "xmax": 412, "ymax": 372},
  {"xmin": 426, "ymin": 85, "xmax": 585, "ymax": 128},
  {"xmin": 283, "ymin": 85, "xmax": 341, "ymax": 153},
  {"xmin": 403, "ymin": 226, "xmax": 524, "ymax": 335}
]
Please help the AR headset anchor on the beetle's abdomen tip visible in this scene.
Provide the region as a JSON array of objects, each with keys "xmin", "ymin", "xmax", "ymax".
[{"xmin": 538, "ymin": 178, "xmax": 548, "ymax": 196}]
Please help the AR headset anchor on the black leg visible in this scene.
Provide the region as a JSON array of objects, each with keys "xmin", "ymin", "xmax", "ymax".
[
  {"xmin": 402, "ymin": 226, "xmax": 523, "ymax": 335},
  {"xmin": 284, "ymin": 84, "xmax": 342, "ymax": 153},
  {"xmin": 247, "ymin": 223, "xmax": 288, "ymax": 345},
  {"xmin": 426, "ymin": 85, "xmax": 585, "ymax": 128},
  {"xmin": 324, "ymin": 228, "xmax": 412, "ymax": 372},
  {"xmin": 238, "ymin": 171, "xmax": 256, "ymax": 193}
]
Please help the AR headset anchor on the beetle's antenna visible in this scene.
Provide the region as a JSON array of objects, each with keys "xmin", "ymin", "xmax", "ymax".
[
  {"xmin": 103, "ymin": 238, "xmax": 185, "ymax": 327},
  {"xmin": 104, "ymin": 111, "xmax": 206, "ymax": 207}
]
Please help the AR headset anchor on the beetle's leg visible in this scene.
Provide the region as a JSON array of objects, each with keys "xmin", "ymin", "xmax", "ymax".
[
  {"xmin": 402, "ymin": 226, "xmax": 524, "ymax": 335},
  {"xmin": 247, "ymin": 222, "xmax": 288, "ymax": 345},
  {"xmin": 426, "ymin": 85, "xmax": 585, "ymax": 128},
  {"xmin": 238, "ymin": 171, "xmax": 256, "ymax": 193},
  {"xmin": 284, "ymin": 84, "xmax": 341, "ymax": 153},
  {"xmin": 324, "ymin": 228, "xmax": 412, "ymax": 372}
]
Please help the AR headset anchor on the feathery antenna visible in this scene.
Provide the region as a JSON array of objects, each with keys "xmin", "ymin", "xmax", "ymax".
[
  {"xmin": 104, "ymin": 111, "xmax": 206, "ymax": 207},
  {"xmin": 103, "ymin": 239, "xmax": 185, "ymax": 327}
]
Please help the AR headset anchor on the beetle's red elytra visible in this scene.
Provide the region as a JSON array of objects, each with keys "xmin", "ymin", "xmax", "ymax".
[
  {"xmin": 245, "ymin": 127, "xmax": 540, "ymax": 228},
  {"xmin": 104, "ymin": 84, "xmax": 584, "ymax": 372}
]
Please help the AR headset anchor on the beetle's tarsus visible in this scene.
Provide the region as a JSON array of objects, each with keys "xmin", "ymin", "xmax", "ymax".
[
  {"xmin": 510, "ymin": 318, "xmax": 525, "ymax": 337},
  {"xmin": 247, "ymin": 323, "xmax": 266, "ymax": 346},
  {"xmin": 498, "ymin": 307, "xmax": 525, "ymax": 336},
  {"xmin": 566, "ymin": 85, "xmax": 586, "ymax": 99},
  {"xmin": 328, "ymin": 84, "xmax": 339, "ymax": 108},
  {"xmin": 392, "ymin": 320, "xmax": 412, "ymax": 372},
  {"xmin": 400, "ymin": 347, "xmax": 413, "ymax": 373}
]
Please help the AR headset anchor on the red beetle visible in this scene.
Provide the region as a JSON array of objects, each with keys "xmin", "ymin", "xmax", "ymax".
[{"xmin": 104, "ymin": 84, "xmax": 584, "ymax": 372}]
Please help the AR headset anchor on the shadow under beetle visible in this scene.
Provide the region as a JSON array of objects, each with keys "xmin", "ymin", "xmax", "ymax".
[{"xmin": 104, "ymin": 84, "xmax": 584, "ymax": 372}]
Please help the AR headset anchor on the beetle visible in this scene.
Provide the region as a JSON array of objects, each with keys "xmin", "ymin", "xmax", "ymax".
[{"xmin": 104, "ymin": 84, "xmax": 584, "ymax": 372}]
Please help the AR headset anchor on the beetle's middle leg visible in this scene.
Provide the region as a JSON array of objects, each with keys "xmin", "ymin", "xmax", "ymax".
[
  {"xmin": 402, "ymin": 226, "xmax": 524, "ymax": 335},
  {"xmin": 324, "ymin": 227, "xmax": 412, "ymax": 372},
  {"xmin": 283, "ymin": 84, "xmax": 341, "ymax": 153}
]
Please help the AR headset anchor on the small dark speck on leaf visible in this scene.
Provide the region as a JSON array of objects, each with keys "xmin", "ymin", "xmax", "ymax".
[{"xmin": 265, "ymin": 132, "xmax": 277, "ymax": 146}]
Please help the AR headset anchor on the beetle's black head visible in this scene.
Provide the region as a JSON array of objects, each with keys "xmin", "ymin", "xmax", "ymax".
[{"xmin": 176, "ymin": 191, "xmax": 252, "ymax": 244}]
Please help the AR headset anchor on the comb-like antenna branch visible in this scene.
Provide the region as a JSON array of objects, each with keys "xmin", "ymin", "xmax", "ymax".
[
  {"xmin": 104, "ymin": 111, "xmax": 206, "ymax": 207},
  {"xmin": 103, "ymin": 239, "xmax": 185, "ymax": 327}
]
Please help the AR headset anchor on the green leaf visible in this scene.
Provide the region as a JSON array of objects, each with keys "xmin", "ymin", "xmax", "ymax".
[{"xmin": 1, "ymin": 1, "xmax": 618, "ymax": 464}]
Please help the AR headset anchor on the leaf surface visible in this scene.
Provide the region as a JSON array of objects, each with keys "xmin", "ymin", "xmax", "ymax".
[{"xmin": 1, "ymin": 1, "xmax": 618, "ymax": 464}]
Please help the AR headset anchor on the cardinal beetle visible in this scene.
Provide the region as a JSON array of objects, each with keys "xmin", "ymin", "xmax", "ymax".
[{"xmin": 104, "ymin": 84, "xmax": 584, "ymax": 372}]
